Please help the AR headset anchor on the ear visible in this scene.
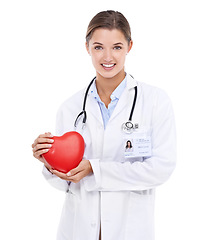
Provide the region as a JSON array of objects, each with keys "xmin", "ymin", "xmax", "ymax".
[
  {"xmin": 85, "ymin": 42, "xmax": 90, "ymax": 55},
  {"xmin": 127, "ymin": 40, "xmax": 133, "ymax": 53}
]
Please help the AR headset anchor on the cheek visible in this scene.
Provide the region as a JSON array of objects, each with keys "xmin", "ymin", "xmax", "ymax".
[
  {"xmin": 91, "ymin": 55, "xmax": 100, "ymax": 67},
  {"xmin": 90, "ymin": 51, "xmax": 102, "ymax": 64},
  {"xmin": 116, "ymin": 53, "xmax": 126, "ymax": 66},
  {"xmin": 115, "ymin": 50, "xmax": 127, "ymax": 61}
]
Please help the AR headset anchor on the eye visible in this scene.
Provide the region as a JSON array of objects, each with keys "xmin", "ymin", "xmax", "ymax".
[
  {"xmin": 114, "ymin": 46, "xmax": 122, "ymax": 50},
  {"xmin": 94, "ymin": 45, "xmax": 103, "ymax": 50}
]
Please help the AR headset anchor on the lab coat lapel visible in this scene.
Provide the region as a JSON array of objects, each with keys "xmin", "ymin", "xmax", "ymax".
[
  {"xmin": 87, "ymin": 93, "xmax": 103, "ymax": 125},
  {"xmin": 109, "ymin": 75, "xmax": 138, "ymax": 122}
]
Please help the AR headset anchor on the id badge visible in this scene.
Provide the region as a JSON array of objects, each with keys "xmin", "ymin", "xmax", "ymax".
[{"xmin": 124, "ymin": 132, "xmax": 152, "ymax": 158}]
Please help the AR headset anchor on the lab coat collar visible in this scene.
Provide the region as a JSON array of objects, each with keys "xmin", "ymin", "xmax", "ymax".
[
  {"xmin": 126, "ymin": 73, "xmax": 138, "ymax": 90},
  {"xmin": 88, "ymin": 73, "xmax": 137, "ymax": 95}
]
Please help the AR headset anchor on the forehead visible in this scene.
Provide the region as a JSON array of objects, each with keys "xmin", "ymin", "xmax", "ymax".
[{"xmin": 90, "ymin": 28, "xmax": 127, "ymax": 44}]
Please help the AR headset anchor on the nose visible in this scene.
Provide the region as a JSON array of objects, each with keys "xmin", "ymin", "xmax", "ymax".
[{"xmin": 103, "ymin": 49, "xmax": 113, "ymax": 62}]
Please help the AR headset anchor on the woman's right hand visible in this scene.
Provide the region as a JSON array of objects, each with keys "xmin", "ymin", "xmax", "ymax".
[{"xmin": 32, "ymin": 132, "xmax": 54, "ymax": 168}]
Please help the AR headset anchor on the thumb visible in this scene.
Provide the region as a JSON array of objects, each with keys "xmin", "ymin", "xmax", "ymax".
[{"xmin": 66, "ymin": 166, "xmax": 80, "ymax": 177}]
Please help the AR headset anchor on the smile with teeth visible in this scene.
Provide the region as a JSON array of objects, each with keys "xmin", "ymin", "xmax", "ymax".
[{"xmin": 101, "ymin": 63, "xmax": 115, "ymax": 68}]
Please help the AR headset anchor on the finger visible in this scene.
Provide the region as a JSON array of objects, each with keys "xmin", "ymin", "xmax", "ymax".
[
  {"xmin": 34, "ymin": 137, "xmax": 54, "ymax": 147},
  {"xmin": 33, "ymin": 148, "xmax": 49, "ymax": 159},
  {"xmin": 32, "ymin": 138, "xmax": 53, "ymax": 149},
  {"xmin": 68, "ymin": 171, "xmax": 86, "ymax": 183},
  {"xmin": 33, "ymin": 133, "xmax": 54, "ymax": 147},
  {"xmin": 66, "ymin": 166, "xmax": 81, "ymax": 177},
  {"xmin": 33, "ymin": 143, "xmax": 52, "ymax": 152},
  {"xmin": 66, "ymin": 159, "xmax": 90, "ymax": 177},
  {"xmin": 51, "ymin": 170, "xmax": 69, "ymax": 180},
  {"xmin": 52, "ymin": 169, "xmax": 83, "ymax": 182},
  {"xmin": 39, "ymin": 132, "xmax": 53, "ymax": 138}
]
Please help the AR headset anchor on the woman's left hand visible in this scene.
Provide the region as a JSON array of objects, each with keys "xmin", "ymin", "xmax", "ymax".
[{"xmin": 51, "ymin": 159, "xmax": 93, "ymax": 183}]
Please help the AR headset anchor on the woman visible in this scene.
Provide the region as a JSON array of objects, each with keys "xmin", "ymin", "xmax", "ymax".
[
  {"xmin": 125, "ymin": 140, "xmax": 133, "ymax": 152},
  {"xmin": 32, "ymin": 10, "xmax": 176, "ymax": 240}
]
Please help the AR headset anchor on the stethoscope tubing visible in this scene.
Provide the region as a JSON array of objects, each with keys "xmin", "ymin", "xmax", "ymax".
[
  {"xmin": 74, "ymin": 77, "xmax": 96, "ymax": 128},
  {"xmin": 74, "ymin": 76, "xmax": 137, "ymax": 131}
]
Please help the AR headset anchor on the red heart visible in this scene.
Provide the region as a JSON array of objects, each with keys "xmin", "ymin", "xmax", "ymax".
[{"xmin": 43, "ymin": 131, "xmax": 85, "ymax": 173}]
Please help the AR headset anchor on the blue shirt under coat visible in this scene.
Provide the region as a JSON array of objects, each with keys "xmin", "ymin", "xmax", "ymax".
[{"xmin": 90, "ymin": 76, "xmax": 127, "ymax": 129}]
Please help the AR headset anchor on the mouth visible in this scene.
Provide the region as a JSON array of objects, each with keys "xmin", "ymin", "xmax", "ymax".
[{"xmin": 101, "ymin": 63, "xmax": 116, "ymax": 70}]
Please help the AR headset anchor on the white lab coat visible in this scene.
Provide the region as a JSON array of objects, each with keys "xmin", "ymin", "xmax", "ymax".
[{"xmin": 42, "ymin": 74, "xmax": 176, "ymax": 240}]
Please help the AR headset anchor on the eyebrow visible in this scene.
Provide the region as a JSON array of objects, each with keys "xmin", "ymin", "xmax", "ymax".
[
  {"xmin": 92, "ymin": 42, "xmax": 124, "ymax": 45},
  {"xmin": 93, "ymin": 42, "xmax": 103, "ymax": 45},
  {"xmin": 113, "ymin": 42, "xmax": 123, "ymax": 45}
]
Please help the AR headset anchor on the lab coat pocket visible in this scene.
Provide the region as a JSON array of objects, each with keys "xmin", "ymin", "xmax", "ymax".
[
  {"xmin": 130, "ymin": 189, "xmax": 154, "ymax": 202},
  {"xmin": 124, "ymin": 190, "xmax": 155, "ymax": 240},
  {"xmin": 128, "ymin": 190, "xmax": 155, "ymax": 218}
]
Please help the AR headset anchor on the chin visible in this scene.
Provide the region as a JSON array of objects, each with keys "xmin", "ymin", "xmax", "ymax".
[{"xmin": 97, "ymin": 68, "xmax": 125, "ymax": 80}]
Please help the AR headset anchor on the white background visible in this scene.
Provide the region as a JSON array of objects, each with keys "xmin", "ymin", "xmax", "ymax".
[{"xmin": 0, "ymin": 0, "xmax": 214, "ymax": 239}]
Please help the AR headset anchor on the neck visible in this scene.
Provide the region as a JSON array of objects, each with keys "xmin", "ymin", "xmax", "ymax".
[{"xmin": 96, "ymin": 70, "xmax": 126, "ymax": 99}]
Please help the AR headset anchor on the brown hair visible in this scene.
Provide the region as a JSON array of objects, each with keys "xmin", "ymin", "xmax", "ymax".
[{"xmin": 86, "ymin": 10, "xmax": 132, "ymax": 45}]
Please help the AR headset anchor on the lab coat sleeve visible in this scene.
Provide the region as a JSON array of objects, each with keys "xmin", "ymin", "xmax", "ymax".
[
  {"xmin": 84, "ymin": 90, "xmax": 176, "ymax": 191},
  {"xmin": 42, "ymin": 166, "xmax": 69, "ymax": 192}
]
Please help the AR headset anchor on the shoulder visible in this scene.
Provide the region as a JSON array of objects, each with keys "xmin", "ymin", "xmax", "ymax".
[
  {"xmin": 57, "ymin": 88, "xmax": 85, "ymax": 114},
  {"xmin": 137, "ymin": 80, "xmax": 171, "ymax": 104},
  {"xmin": 55, "ymin": 88, "xmax": 86, "ymax": 135},
  {"xmin": 136, "ymin": 80, "xmax": 174, "ymax": 119}
]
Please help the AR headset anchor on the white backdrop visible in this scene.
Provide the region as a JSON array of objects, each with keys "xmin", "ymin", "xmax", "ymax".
[{"xmin": 0, "ymin": 0, "xmax": 214, "ymax": 239}]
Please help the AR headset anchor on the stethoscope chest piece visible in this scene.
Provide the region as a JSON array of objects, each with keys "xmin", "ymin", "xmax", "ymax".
[{"xmin": 122, "ymin": 121, "xmax": 134, "ymax": 134}]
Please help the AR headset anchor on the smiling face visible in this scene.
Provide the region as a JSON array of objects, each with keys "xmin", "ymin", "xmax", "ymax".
[{"xmin": 86, "ymin": 28, "xmax": 133, "ymax": 82}]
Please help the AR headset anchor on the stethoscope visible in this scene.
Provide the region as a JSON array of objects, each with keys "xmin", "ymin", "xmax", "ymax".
[{"xmin": 74, "ymin": 76, "xmax": 138, "ymax": 133}]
